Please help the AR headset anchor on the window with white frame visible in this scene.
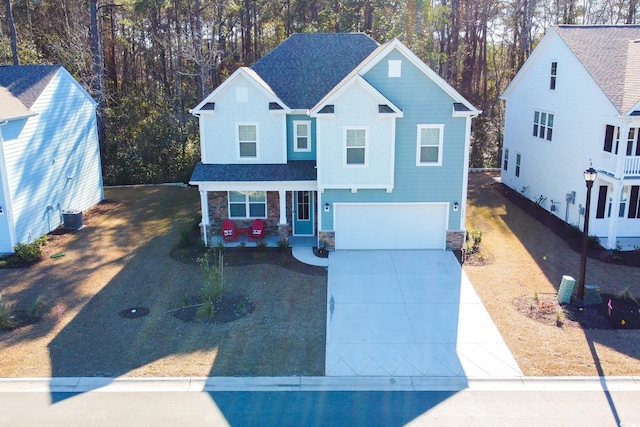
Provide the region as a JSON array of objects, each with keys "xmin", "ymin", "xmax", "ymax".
[
  {"xmin": 503, "ymin": 148, "xmax": 509, "ymax": 171},
  {"xmin": 237, "ymin": 123, "xmax": 258, "ymax": 158},
  {"xmin": 550, "ymin": 62, "xmax": 557, "ymax": 90},
  {"xmin": 345, "ymin": 127, "xmax": 367, "ymax": 166},
  {"xmin": 417, "ymin": 124, "xmax": 444, "ymax": 166},
  {"xmin": 515, "ymin": 153, "xmax": 522, "ymax": 177},
  {"xmin": 293, "ymin": 120, "xmax": 311, "ymax": 152},
  {"xmin": 533, "ymin": 111, "xmax": 554, "ymax": 141},
  {"xmin": 228, "ymin": 191, "xmax": 267, "ymax": 218}
]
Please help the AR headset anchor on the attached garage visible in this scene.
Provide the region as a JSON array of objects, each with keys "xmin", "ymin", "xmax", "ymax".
[{"xmin": 334, "ymin": 203, "xmax": 448, "ymax": 250}]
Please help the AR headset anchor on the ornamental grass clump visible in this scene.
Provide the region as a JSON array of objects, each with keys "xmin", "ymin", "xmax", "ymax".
[{"xmin": 196, "ymin": 249, "xmax": 225, "ymax": 322}]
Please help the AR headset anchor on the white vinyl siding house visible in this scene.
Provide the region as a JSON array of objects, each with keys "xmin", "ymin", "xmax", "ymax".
[
  {"xmin": 0, "ymin": 65, "xmax": 103, "ymax": 253},
  {"xmin": 501, "ymin": 25, "xmax": 640, "ymax": 249}
]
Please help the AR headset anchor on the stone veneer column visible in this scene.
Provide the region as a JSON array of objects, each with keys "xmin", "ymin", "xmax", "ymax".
[{"xmin": 446, "ymin": 230, "xmax": 466, "ymax": 250}]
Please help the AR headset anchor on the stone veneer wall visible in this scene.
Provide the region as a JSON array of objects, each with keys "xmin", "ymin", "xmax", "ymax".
[
  {"xmin": 319, "ymin": 231, "xmax": 335, "ymax": 250},
  {"xmin": 446, "ymin": 230, "xmax": 466, "ymax": 250}
]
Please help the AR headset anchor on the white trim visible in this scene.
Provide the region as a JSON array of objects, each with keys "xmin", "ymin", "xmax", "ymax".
[
  {"xmin": 416, "ymin": 124, "xmax": 444, "ymax": 166},
  {"xmin": 293, "ymin": 120, "xmax": 312, "ymax": 152},
  {"xmin": 235, "ymin": 122, "xmax": 259, "ymax": 160},
  {"xmin": 344, "ymin": 126, "xmax": 369, "ymax": 167},
  {"xmin": 191, "ymin": 181, "xmax": 317, "ymax": 192},
  {"xmin": 0, "ymin": 123, "xmax": 16, "ymax": 251}
]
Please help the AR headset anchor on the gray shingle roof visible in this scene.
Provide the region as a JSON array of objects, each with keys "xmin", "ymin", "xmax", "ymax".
[
  {"xmin": 555, "ymin": 25, "xmax": 640, "ymax": 114},
  {"xmin": 250, "ymin": 33, "xmax": 378, "ymax": 109},
  {"xmin": 190, "ymin": 161, "xmax": 317, "ymax": 183},
  {"xmin": 0, "ymin": 65, "xmax": 61, "ymax": 108}
]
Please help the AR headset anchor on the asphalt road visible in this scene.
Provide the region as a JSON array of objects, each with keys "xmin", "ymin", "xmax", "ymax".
[{"xmin": 1, "ymin": 388, "xmax": 640, "ymax": 426}]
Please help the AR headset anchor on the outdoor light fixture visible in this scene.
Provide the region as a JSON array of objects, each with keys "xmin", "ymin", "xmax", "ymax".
[
  {"xmin": 453, "ymin": 202, "xmax": 459, "ymax": 211},
  {"xmin": 324, "ymin": 203, "xmax": 330, "ymax": 212},
  {"xmin": 576, "ymin": 166, "xmax": 597, "ymax": 308}
]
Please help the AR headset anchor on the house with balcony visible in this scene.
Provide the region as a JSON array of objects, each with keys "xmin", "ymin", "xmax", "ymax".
[
  {"xmin": 501, "ymin": 25, "xmax": 640, "ymax": 250},
  {"xmin": 189, "ymin": 33, "xmax": 479, "ymax": 250}
]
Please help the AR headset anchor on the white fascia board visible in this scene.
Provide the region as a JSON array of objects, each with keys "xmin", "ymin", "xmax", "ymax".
[
  {"xmin": 57, "ymin": 67, "xmax": 98, "ymax": 107},
  {"xmin": 190, "ymin": 180, "xmax": 317, "ymax": 192},
  {"xmin": 310, "ymin": 75, "xmax": 402, "ymax": 117},
  {"xmin": 191, "ymin": 68, "xmax": 291, "ymax": 115},
  {"xmin": 501, "ymin": 27, "xmax": 558, "ymax": 100},
  {"xmin": 358, "ymin": 39, "xmax": 480, "ymax": 115},
  {"xmin": 318, "ymin": 183, "xmax": 394, "ymax": 192}
]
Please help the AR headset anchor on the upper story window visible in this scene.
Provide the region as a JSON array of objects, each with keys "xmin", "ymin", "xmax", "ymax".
[
  {"xmin": 503, "ymin": 148, "xmax": 509, "ymax": 171},
  {"xmin": 417, "ymin": 124, "xmax": 444, "ymax": 166},
  {"xmin": 237, "ymin": 123, "xmax": 258, "ymax": 158},
  {"xmin": 550, "ymin": 62, "xmax": 557, "ymax": 90},
  {"xmin": 603, "ymin": 124, "xmax": 620, "ymax": 154},
  {"xmin": 625, "ymin": 127, "xmax": 640, "ymax": 156},
  {"xmin": 533, "ymin": 111, "xmax": 554, "ymax": 141},
  {"xmin": 388, "ymin": 60, "xmax": 402, "ymax": 77},
  {"xmin": 293, "ymin": 120, "xmax": 311, "ymax": 152},
  {"xmin": 345, "ymin": 127, "xmax": 367, "ymax": 166},
  {"xmin": 228, "ymin": 191, "xmax": 267, "ymax": 218}
]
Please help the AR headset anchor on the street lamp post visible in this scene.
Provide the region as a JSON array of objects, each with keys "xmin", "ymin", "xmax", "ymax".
[{"xmin": 576, "ymin": 166, "xmax": 597, "ymax": 307}]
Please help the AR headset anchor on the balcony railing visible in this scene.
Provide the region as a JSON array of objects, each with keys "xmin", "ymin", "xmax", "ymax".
[
  {"xmin": 624, "ymin": 156, "xmax": 640, "ymax": 176},
  {"xmin": 600, "ymin": 154, "xmax": 640, "ymax": 177}
]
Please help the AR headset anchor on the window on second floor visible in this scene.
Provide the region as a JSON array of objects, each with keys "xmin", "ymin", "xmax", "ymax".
[
  {"xmin": 533, "ymin": 111, "xmax": 554, "ymax": 141},
  {"xmin": 503, "ymin": 148, "xmax": 509, "ymax": 171},
  {"xmin": 237, "ymin": 123, "xmax": 258, "ymax": 158},
  {"xmin": 626, "ymin": 128, "xmax": 640, "ymax": 156},
  {"xmin": 417, "ymin": 124, "xmax": 444, "ymax": 166},
  {"xmin": 603, "ymin": 125, "xmax": 619, "ymax": 154},
  {"xmin": 293, "ymin": 120, "xmax": 311, "ymax": 152},
  {"xmin": 345, "ymin": 127, "xmax": 367, "ymax": 166},
  {"xmin": 550, "ymin": 62, "xmax": 557, "ymax": 90}
]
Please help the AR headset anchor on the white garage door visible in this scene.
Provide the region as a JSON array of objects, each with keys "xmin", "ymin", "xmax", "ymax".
[{"xmin": 334, "ymin": 203, "xmax": 448, "ymax": 250}]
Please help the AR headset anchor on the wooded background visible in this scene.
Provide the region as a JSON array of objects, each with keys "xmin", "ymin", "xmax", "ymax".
[{"xmin": 2, "ymin": 0, "xmax": 638, "ymax": 184}]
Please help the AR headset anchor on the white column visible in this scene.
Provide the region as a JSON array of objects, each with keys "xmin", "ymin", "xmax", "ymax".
[
  {"xmin": 607, "ymin": 181, "xmax": 622, "ymax": 250},
  {"xmin": 278, "ymin": 190, "xmax": 287, "ymax": 225},
  {"xmin": 199, "ymin": 189, "xmax": 210, "ymax": 247}
]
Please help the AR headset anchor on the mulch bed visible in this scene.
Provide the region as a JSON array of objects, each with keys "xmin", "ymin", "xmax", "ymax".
[
  {"xmin": 169, "ymin": 293, "xmax": 255, "ymax": 324},
  {"xmin": 496, "ymin": 182, "xmax": 640, "ymax": 267}
]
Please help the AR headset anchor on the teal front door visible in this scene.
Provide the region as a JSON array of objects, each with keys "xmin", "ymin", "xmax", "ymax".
[{"xmin": 293, "ymin": 191, "xmax": 314, "ymax": 236}]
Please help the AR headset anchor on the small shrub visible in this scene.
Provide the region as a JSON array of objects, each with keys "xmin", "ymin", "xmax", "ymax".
[
  {"xmin": 587, "ymin": 234, "xmax": 600, "ymax": 250},
  {"xmin": 28, "ymin": 296, "xmax": 46, "ymax": 320},
  {"xmin": 555, "ymin": 306, "xmax": 568, "ymax": 327},
  {"xmin": 566, "ymin": 223, "xmax": 581, "ymax": 238},
  {"xmin": 277, "ymin": 239, "xmax": 288, "ymax": 251},
  {"xmin": 466, "ymin": 229, "xmax": 482, "ymax": 254},
  {"xmin": 196, "ymin": 302, "xmax": 216, "ymax": 322},
  {"xmin": 14, "ymin": 237, "xmax": 46, "ymax": 263},
  {"xmin": 256, "ymin": 240, "xmax": 267, "ymax": 250},
  {"xmin": 179, "ymin": 227, "xmax": 191, "ymax": 247},
  {"xmin": 0, "ymin": 294, "xmax": 14, "ymax": 329}
]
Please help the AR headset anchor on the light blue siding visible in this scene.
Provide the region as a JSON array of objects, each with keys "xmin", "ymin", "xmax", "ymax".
[
  {"xmin": 320, "ymin": 49, "xmax": 468, "ymax": 231},
  {"xmin": 0, "ymin": 69, "xmax": 103, "ymax": 252},
  {"xmin": 286, "ymin": 115, "xmax": 316, "ymax": 160}
]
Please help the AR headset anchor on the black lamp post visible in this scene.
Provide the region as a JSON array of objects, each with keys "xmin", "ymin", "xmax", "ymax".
[{"xmin": 576, "ymin": 166, "xmax": 597, "ymax": 307}]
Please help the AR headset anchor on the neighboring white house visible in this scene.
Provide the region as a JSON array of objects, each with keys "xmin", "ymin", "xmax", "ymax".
[
  {"xmin": 189, "ymin": 33, "xmax": 479, "ymax": 250},
  {"xmin": 500, "ymin": 25, "xmax": 640, "ymax": 250},
  {"xmin": 0, "ymin": 65, "xmax": 104, "ymax": 254}
]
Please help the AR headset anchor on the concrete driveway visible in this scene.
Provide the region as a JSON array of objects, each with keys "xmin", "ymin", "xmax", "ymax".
[{"xmin": 326, "ymin": 250, "xmax": 522, "ymax": 377}]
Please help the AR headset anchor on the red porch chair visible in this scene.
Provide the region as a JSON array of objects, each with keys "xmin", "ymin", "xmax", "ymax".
[
  {"xmin": 222, "ymin": 219, "xmax": 237, "ymax": 242},
  {"xmin": 248, "ymin": 219, "xmax": 264, "ymax": 241}
]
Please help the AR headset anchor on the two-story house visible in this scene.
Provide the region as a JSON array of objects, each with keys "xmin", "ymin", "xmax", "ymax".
[
  {"xmin": 501, "ymin": 25, "xmax": 640, "ymax": 250},
  {"xmin": 190, "ymin": 33, "xmax": 479, "ymax": 251}
]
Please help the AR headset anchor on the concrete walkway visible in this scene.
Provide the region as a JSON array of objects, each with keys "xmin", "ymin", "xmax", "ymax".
[{"xmin": 325, "ymin": 250, "xmax": 522, "ymax": 378}]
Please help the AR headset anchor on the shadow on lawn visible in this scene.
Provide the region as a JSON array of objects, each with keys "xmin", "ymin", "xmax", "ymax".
[{"xmin": 468, "ymin": 172, "xmax": 640, "ymax": 370}]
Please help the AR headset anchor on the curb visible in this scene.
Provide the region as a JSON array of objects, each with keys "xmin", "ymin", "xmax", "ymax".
[{"xmin": 0, "ymin": 376, "xmax": 639, "ymax": 393}]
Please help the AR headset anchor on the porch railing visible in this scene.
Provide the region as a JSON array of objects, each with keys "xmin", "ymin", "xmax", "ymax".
[{"xmin": 624, "ymin": 156, "xmax": 640, "ymax": 176}]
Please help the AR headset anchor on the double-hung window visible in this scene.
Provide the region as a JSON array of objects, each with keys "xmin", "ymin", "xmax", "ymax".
[
  {"xmin": 237, "ymin": 123, "xmax": 258, "ymax": 158},
  {"xmin": 228, "ymin": 191, "xmax": 267, "ymax": 218},
  {"xmin": 503, "ymin": 148, "xmax": 509, "ymax": 171},
  {"xmin": 515, "ymin": 153, "xmax": 522, "ymax": 177},
  {"xmin": 550, "ymin": 62, "xmax": 557, "ymax": 90},
  {"xmin": 293, "ymin": 121, "xmax": 311, "ymax": 152},
  {"xmin": 417, "ymin": 124, "xmax": 444, "ymax": 166},
  {"xmin": 345, "ymin": 127, "xmax": 367, "ymax": 166},
  {"xmin": 533, "ymin": 111, "xmax": 554, "ymax": 141}
]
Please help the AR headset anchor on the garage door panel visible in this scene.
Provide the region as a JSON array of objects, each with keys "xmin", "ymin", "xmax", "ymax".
[{"xmin": 335, "ymin": 203, "xmax": 447, "ymax": 250}]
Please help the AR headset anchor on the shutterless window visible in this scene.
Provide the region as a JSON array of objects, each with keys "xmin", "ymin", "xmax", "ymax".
[
  {"xmin": 533, "ymin": 111, "xmax": 554, "ymax": 141},
  {"xmin": 550, "ymin": 62, "xmax": 557, "ymax": 90},
  {"xmin": 293, "ymin": 121, "xmax": 311, "ymax": 152},
  {"xmin": 503, "ymin": 148, "xmax": 509, "ymax": 171},
  {"xmin": 417, "ymin": 125, "xmax": 443, "ymax": 166},
  {"xmin": 620, "ymin": 186, "xmax": 629, "ymax": 217},
  {"xmin": 238, "ymin": 124, "xmax": 257, "ymax": 158},
  {"xmin": 515, "ymin": 153, "xmax": 521, "ymax": 177},
  {"xmin": 228, "ymin": 191, "xmax": 266, "ymax": 218},
  {"xmin": 345, "ymin": 128, "xmax": 367, "ymax": 165}
]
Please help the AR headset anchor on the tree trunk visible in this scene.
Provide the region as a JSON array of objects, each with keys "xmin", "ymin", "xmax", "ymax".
[{"xmin": 5, "ymin": 0, "xmax": 19, "ymax": 65}]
